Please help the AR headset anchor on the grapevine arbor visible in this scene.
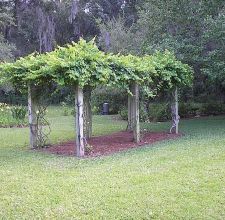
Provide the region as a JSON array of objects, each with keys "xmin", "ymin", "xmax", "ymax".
[{"xmin": 0, "ymin": 39, "xmax": 193, "ymax": 157}]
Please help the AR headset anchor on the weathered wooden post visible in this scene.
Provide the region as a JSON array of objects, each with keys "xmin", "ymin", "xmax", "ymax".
[
  {"xmin": 75, "ymin": 85, "xmax": 85, "ymax": 157},
  {"xmin": 28, "ymin": 84, "xmax": 38, "ymax": 148},
  {"xmin": 127, "ymin": 93, "xmax": 133, "ymax": 130},
  {"xmin": 84, "ymin": 86, "xmax": 92, "ymax": 139},
  {"xmin": 170, "ymin": 87, "xmax": 180, "ymax": 134},
  {"xmin": 131, "ymin": 82, "xmax": 140, "ymax": 143}
]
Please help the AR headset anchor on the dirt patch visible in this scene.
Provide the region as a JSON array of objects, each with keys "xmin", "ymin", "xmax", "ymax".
[{"xmin": 41, "ymin": 131, "xmax": 181, "ymax": 157}]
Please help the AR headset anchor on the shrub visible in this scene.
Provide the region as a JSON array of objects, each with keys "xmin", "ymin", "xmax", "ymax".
[
  {"xmin": 0, "ymin": 103, "xmax": 11, "ymax": 126},
  {"xmin": 0, "ymin": 91, "xmax": 27, "ymax": 105},
  {"xmin": 200, "ymin": 102, "xmax": 225, "ymax": 116},
  {"xmin": 92, "ymin": 106, "xmax": 100, "ymax": 115},
  {"xmin": 148, "ymin": 103, "xmax": 170, "ymax": 122},
  {"xmin": 118, "ymin": 107, "xmax": 128, "ymax": 120},
  {"xmin": 119, "ymin": 104, "xmax": 149, "ymax": 122},
  {"xmin": 71, "ymin": 108, "xmax": 75, "ymax": 116},
  {"xmin": 91, "ymin": 87, "xmax": 127, "ymax": 114},
  {"xmin": 11, "ymin": 105, "xmax": 27, "ymax": 120},
  {"xmin": 119, "ymin": 102, "xmax": 225, "ymax": 122},
  {"xmin": 0, "ymin": 103, "xmax": 28, "ymax": 127},
  {"xmin": 60, "ymin": 101, "xmax": 70, "ymax": 116},
  {"xmin": 179, "ymin": 102, "xmax": 200, "ymax": 118},
  {"xmin": 179, "ymin": 102, "xmax": 225, "ymax": 117},
  {"xmin": 140, "ymin": 105, "xmax": 149, "ymax": 122}
]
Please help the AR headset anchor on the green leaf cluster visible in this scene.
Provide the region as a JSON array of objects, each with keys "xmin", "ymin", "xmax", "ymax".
[{"xmin": 0, "ymin": 39, "xmax": 193, "ymax": 96}]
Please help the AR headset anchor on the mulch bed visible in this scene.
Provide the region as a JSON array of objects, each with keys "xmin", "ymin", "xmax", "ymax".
[{"xmin": 41, "ymin": 131, "xmax": 181, "ymax": 157}]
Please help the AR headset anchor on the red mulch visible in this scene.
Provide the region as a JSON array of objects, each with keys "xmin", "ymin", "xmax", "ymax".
[{"xmin": 41, "ymin": 131, "xmax": 181, "ymax": 157}]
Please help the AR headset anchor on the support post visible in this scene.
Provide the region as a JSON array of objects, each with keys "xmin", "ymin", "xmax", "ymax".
[
  {"xmin": 170, "ymin": 87, "xmax": 180, "ymax": 134},
  {"xmin": 84, "ymin": 86, "xmax": 92, "ymax": 139},
  {"xmin": 127, "ymin": 94, "xmax": 133, "ymax": 130},
  {"xmin": 131, "ymin": 82, "xmax": 140, "ymax": 143},
  {"xmin": 175, "ymin": 87, "xmax": 179, "ymax": 134},
  {"xmin": 75, "ymin": 85, "xmax": 85, "ymax": 157},
  {"xmin": 28, "ymin": 84, "xmax": 38, "ymax": 148}
]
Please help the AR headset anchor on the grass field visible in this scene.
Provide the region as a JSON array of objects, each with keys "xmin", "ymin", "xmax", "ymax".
[{"xmin": 0, "ymin": 107, "xmax": 225, "ymax": 219}]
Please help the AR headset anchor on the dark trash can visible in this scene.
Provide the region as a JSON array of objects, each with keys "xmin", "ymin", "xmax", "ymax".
[{"xmin": 102, "ymin": 102, "xmax": 109, "ymax": 115}]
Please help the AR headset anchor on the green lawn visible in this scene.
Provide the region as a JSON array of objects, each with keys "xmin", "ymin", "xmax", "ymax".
[{"xmin": 0, "ymin": 107, "xmax": 225, "ymax": 219}]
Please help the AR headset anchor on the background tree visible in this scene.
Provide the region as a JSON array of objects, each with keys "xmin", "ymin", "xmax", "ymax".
[
  {"xmin": 1, "ymin": 0, "xmax": 129, "ymax": 56},
  {"xmin": 98, "ymin": 0, "xmax": 225, "ymax": 102},
  {"xmin": 202, "ymin": 8, "xmax": 225, "ymax": 102},
  {"xmin": 1, "ymin": 0, "xmax": 225, "ymax": 105},
  {"xmin": 0, "ymin": 3, "xmax": 16, "ymax": 62}
]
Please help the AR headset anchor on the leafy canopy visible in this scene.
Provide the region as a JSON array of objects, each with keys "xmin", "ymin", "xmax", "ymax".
[{"xmin": 0, "ymin": 39, "xmax": 193, "ymax": 96}]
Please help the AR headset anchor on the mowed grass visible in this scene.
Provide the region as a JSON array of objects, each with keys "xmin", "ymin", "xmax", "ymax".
[{"xmin": 0, "ymin": 106, "xmax": 225, "ymax": 219}]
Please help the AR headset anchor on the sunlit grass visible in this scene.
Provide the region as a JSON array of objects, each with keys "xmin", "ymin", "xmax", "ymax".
[{"xmin": 0, "ymin": 106, "xmax": 225, "ymax": 219}]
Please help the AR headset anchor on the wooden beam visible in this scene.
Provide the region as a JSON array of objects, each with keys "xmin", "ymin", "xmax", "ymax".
[
  {"xmin": 28, "ymin": 84, "xmax": 38, "ymax": 149},
  {"xmin": 75, "ymin": 85, "xmax": 85, "ymax": 157},
  {"xmin": 131, "ymin": 82, "xmax": 140, "ymax": 143}
]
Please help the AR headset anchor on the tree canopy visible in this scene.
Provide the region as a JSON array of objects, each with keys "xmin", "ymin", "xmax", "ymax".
[{"xmin": 1, "ymin": 0, "xmax": 224, "ymax": 103}]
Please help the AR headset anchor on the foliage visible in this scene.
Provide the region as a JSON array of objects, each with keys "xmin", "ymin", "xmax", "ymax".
[
  {"xmin": 202, "ymin": 9, "xmax": 225, "ymax": 91},
  {"xmin": 98, "ymin": 17, "xmax": 141, "ymax": 55},
  {"xmin": 179, "ymin": 102, "xmax": 200, "ymax": 118},
  {"xmin": 0, "ymin": 90, "xmax": 28, "ymax": 105},
  {"xmin": 201, "ymin": 102, "xmax": 225, "ymax": 116},
  {"xmin": 119, "ymin": 101, "xmax": 225, "ymax": 122},
  {"xmin": 1, "ymin": 0, "xmax": 128, "ymax": 55},
  {"xmin": 119, "ymin": 103, "xmax": 168, "ymax": 122},
  {"xmin": 60, "ymin": 101, "xmax": 74, "ymax": 116},
  {"xmin": 0, "ymin": 35, "xmax": 16, "ymax": 62},
  {"xmin": 92, "ymin": 87, "xmax": 127, "ymax": 114},
  {"xmin": 11, "ymin": 105, "xmax": 27, "ymax": 120},
  {"xmin": 100, "ymin": 1, "xmax": 225, "ymax": 102},
  {"xmin": 0, "ymin": 39, "xmax": 193, "ymax": 97},
  {"xmin": 148, "ymin": 103, "xmax": 170, "ymax": 122},
  {"xmin": 118, "ymin": 107, "xmax": 128, "ymax": 120},
  {"xmin": 0, "ymin": 5, "xmax": 16, "ymax": 62},
  {"xmin": 118, "ymin": 107, "xmax": 150, "ymax": 123},
  {"xmin": 2, "ymin": 0, "xmax": 225, "ymax": 103},
  {"xmin": 179, "ymin": 102, "xmax": 225, "ymax": 117},
  {"xmin": 0, "ymin": 102, "xmax": 27, "ymax": 127}
]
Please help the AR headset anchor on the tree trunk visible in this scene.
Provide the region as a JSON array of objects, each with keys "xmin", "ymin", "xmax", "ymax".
[
  {"xmin": 84, "ymin": 86, "xmax": 92, "ymax": 139},
  {"xmin": 28, "ymin": 84, "xmax": 38, "ymax": 149},
  {"xmin": 75, "ymin": 85, "xmax": 85, "ymax": 157}
]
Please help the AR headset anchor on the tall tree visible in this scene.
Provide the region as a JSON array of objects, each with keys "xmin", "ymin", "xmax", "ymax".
[
  {"xmin": 0, "ymin": 2, "xmax": 16, "ymax": 61},
  {"xmin": 98, "ymin": 0, "xmax": 225, "ymax": 101},
  {"xmin": 202, "ymin": 8, "xmax": 225, "ymax": 101}
]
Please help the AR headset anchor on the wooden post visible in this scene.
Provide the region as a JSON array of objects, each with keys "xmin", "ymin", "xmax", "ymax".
[
  {"xmin": 170, "ymin": 87, "xmax": 180, "ymax": 134},
  {"xmin": 28, "ymin": 84, "xmax": 38, "ymax": 148},
  {"xmin": 84, "ymin": 86, "xmax": 92, "ymax": 139},
  {"xmin": 75, "ymin": 85, "xmax": 85, "ymax": 157},
  {"xmin": 175, "ymin": 87, "xmax": 179, "ymax": 134},
  {"xmin": 127, "ymin": 94, "xmax": 133, "ymax": 130},
  {"xmin": 131, "ymin": 82, "xmax": 140, "ymax": 143}
]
